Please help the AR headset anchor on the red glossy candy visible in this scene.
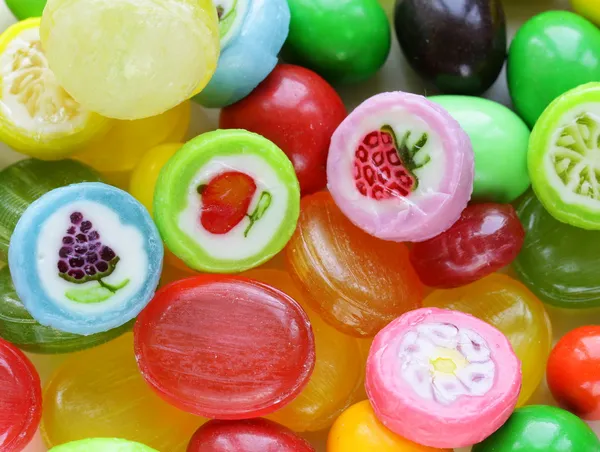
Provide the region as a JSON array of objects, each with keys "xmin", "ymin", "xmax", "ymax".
[
  {"xmin": 134, "ymin": 275, "xmax": 315, "ymax": 419},
  {"xmin": 187, "ymin": 418, "xmax": 315, "ymax": 452},
  {"xmin": 547, "ymin": 326, "xmax": 600, "ymax": 420},
  {"xmin": 0, "ymin": 337, "xmax": 42, "ymax": 452},
  {"xmin": 220, "ymin": 64, "xmax": 347, "ymax": 195},
  {"xmin": 409, "ymin": 203, "xmax": 525, "ymax": 288}
]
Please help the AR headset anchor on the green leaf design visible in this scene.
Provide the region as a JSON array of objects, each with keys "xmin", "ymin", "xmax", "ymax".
[
  {"xmin": 218, "ymin": 0, "xmax": 238, "ymax": 39},
  {"xmin": 65, "ymin": 279, "xmax": 130, "ymax": 304},
  {"xmin": 244, "ymin": 191, "xmax": 272, "ymax": 237}
]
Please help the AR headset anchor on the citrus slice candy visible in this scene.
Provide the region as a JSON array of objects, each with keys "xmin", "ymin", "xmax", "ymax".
[
  {"xmin": 366, "ymin": 307, "xmax": 521, "ymax": 449},
  {"xmin": 154, "ymin": 129, "xmax": 300, "ymax": 273},
  {"xmin": 194, "ymin": 0, "xmax": 290, "ymax": 107},
  {"xmin": 327, "ymin": 91, "xmax": 474, "ymax": 242},
  {"xmin": 0, "ymin": 18, "xmax": 112, "ymax": 159},
  {"xmin": 8, "ymin": 182, "xmax": 163, "ymax": 335},
  {"xmin": 49, "ymin": 438, "xmax": 158, "ymax": 452},
  {"xmin": 529, "ymin": 82, "xmax": 600, "ymax": 229},
  {"xmin": 40, "ymin": 0, "xmax": 220, "ymax": 120}
]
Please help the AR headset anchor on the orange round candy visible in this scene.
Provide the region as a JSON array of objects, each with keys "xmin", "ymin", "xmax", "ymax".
[{"xmin": 285, "ymin": 192, "xmax": 424, "ymax": 337}]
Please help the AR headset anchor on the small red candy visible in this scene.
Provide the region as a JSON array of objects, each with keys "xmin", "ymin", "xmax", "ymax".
[
  {"xmin": 187, "ymin": 418, "xmax": 315, "ymax": 452},
  {"xmin": 134, "ymin": 275, "xmax": 315, "ymax": 419},
  {"xmin": 0, "ymin": 338, "xmax": 42, "ymax": 452},
  {"xmin": 220, "ymin": 64, "xmax": 347, "ymax": 195},
  {"xmin": 410, "ymin": 203, "xmax": 525, "ymax": 288}
]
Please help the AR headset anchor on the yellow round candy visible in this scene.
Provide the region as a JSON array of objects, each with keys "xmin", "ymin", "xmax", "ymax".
[
  {"xmin": 41, "ymin": 333, "xmax": 204, "ymax": 451},
  {"xmin": 328, "ymin": 400, "xmax": 450, "ymax": 452},
  {"xmin": 572, "ymin": 0, "xmax": 600, "ymax": 26},
  {"xmin": 423, "ymin": 273, "xmax": 552, "ymax": 406},
  {"xmin": 243, "ymin": 269, "xmax": 365, "ymax": 432},
  {"xmin": 0, "ymin": 18, "xmax": 112, "ymax": 159}
]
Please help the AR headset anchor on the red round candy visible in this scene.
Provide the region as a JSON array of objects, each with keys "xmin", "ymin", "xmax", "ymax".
[
  {"xmin": 409, "ymin": 203, "xmax": 525, "ymax": 288},
  {"xmin": 219, "ymin": 64, "xmax": 347, "ymax": 195},
  {"xmin": 187, "ymin": 418, "xmax": 315, "ymax": 452},
  {"xmin": 547, "ymin": 325, "xmax": 600, "ymax": 420},
  {"xmin": 0, "ymin": 338, "xmax": 42, "ymax": 452},
  {"xmin": 134, "ymin": 275, "xmax": 315, "ymax": 419}
]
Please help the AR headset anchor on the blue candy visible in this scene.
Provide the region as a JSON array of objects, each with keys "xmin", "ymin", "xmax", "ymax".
[
  {"xmin": 8, "ymin": 182, "xmax": 163, "ymax": 335},
  {"xmin": 194, "ymin": 0, "xmax": 290, "ymax": 108}
]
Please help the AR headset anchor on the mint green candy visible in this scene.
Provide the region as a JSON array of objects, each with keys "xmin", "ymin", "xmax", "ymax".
[
  {"xmin": 431, "ymin": 95, "xmax": 530, "ymax": 203},
  {"xmin": 49, "ymin": 438, "xmax": 158, "ymax": 452}
]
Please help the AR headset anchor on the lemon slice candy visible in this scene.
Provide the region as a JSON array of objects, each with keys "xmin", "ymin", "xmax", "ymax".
[{"xmin": 0, "ymin": 18, "xmax": 112, "ymax": 159}]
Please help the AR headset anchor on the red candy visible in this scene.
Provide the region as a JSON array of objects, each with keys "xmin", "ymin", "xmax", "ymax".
[
  {"xmin": 187, "ymin": 418, "xmax": 315, "ymax": 452},
  {"xmin": 134, "ymin": 275, "xmax": 315, "ymax": 419},
  {"xmin": 220, "ymin": 64, "xmax": 347, "ymax": 195},
  {"xmin": 410, "ymin": 203, "xmax": 525, "ymax": 288},
  {"xmin": 0, "ymin": 338, "xmax": 42, "ymax": 452},
  {"xmin": 547, "ymin": 326, "xmax": 600, "ymax": 420}
]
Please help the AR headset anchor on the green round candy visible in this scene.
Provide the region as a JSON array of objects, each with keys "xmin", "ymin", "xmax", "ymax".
[
  {"xmin": 513, "ymin": 190, "xmax": 600, "ymax": 309},
  {"xmin": 430, "ymin": 95, "xmax": 530, "ymax": 203},
  {"xmin": 0, "ymin": 159, "xmax": 102, "ymax": 262},
  {"xmin": 472, "ymin": 405, "xmax": 600, "ymax": 452},
  {"xmin": 283, "ymin": 0, "xmax": 390, "ymax": 84},
  {"xmin": 6, "ymin": 0, "xmax": 46, "ymax": 19},
  {"xmin": 154, "ymin": 129, "xmax": 300, "ymax": 273},
  {"xmin": 49, "ymin": 438, "xmax": 158, "ymax": 452},
  {"xmin": 508, "ymin": 11, "xmax": 600, "ymax": 127},
  {"xmin": 529, "ymin": 82, "xmax": 600, "ymax": 229}
]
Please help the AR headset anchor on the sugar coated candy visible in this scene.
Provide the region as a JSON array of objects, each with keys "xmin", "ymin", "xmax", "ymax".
[
  {"xmin": 0, "ymin": 337, "xmax": 42, "ymax": 452},
  {"xmin": 366, "ymin": 307, "xmax": 521, "ymax": 449},
  {"xmin": 154, "ymin": 129, "xmax": 300, "ymax": 273},
  {"xmin": 49, "ymin": 438, "xmax": 158, "ymax": 452},
  {"xmin": 0, "ymin": 19, "xmax": 112, "ymax": 159},
  {"xmin": 134, "ymin": 275, "xmax": 315, "ymax": 419},
  {"xmin": 40, "ymin": 0, "xmax": 220, "ymax": 119},
  {"xmin": 8, "ymin": 182, "xmax": 163, "ymax": 335},
  {"xmin": 194, "ymin": 0, "xmax": 290, "ymax": 108},
  {"xmin": 327, "ymin": 91, "xmax": 474, "ymax": 242}
]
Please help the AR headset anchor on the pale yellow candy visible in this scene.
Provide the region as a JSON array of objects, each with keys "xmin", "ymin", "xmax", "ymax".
[{"xmin": 572, "ymin": 0, "xmax": 600, "ymax": 26}]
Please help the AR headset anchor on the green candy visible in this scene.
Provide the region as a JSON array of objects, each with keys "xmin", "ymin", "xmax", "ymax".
[
  {"xmin": 430, "ymin": 95, "xmax": 530, "ymax": 203},
  {"xmin": 0, "ymin": 159, "xmax": 102, "ymax": 262},
  {"xmin": 49, "ymin": 438, "xmax": 158, "ymax": 452},
  {"xmin": 6, "ymin": 0, "xmax": 47, "ymax": 19},
  {"xmin": 473, "ymin": 405, "xmax": 600, "ymax": 452},
  {"xmin": 283, "ymin": 0, "xmax": 390, "ymax": 84},
  {"xmin": 513, "ymin": 190, "xmax": 600, "ymax": 309},
  {"xmin": 508, "ymin": 11, "xmax": 600, "ymax": 127},
  {"xmin": 0, "ymin": 266, "xmax": 130, "ymax": 354}
]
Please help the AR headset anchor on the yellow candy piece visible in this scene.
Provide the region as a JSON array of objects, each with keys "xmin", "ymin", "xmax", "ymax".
[
  {"xmin": 423, "ymin": 273, "xmax": 552, "ymax": 406},
  {"xmin": 41, "ymin": 334, "xmax": 204, "ymax": 451},
  {"xmin": 328, "ymin": 400, "xmax": 450, "ymax": 452},
  {"xmin": 0, "ymin": 18, "xmax": 111, "ymax": 159},
  {"xmin": 243, "ymin": 269, "xmax": 365, "ymax": 432},
  {"xmin": 572, "ymin": 0, "xmax": 600, "ymax": 26}
]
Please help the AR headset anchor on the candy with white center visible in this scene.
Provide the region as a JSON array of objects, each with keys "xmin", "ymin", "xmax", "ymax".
[
  {"xmin": 154, "ymin": 129, "xmax": 300, "ymax": 273},
  {"xmin": 327, "ymin": 91, "xmax": 474, "ymax": 242},
  {"xmin": 366, "ymin": 307, "xmax": 521, "ymax": 449},
  {"xmin": 194, "ymin": 0, "xmax": 290, "ymax": 108},
  {"xmin": 8, "ymin": 182, "xmax": 163, "ymax": 335}
]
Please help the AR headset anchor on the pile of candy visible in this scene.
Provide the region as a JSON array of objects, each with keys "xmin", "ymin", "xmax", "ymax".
[{"xmin": 1, "ymin": 0, "xmax": 600, "ymax": 451}]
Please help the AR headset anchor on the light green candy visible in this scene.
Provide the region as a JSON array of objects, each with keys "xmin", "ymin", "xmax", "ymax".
[
  {"xmin": 430, "ymin": 95, "xmax": 530, "ymax": 203},
  {"xmin": 49, "ymin": 438, "xmax": 158, "ymax": 452}
]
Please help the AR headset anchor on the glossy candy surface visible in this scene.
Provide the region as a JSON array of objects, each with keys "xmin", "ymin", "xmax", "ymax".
[
  {"xmin": 244, "ymin": 269, "xmax": 365, "ymax": 432},
  {"xmin": 472, "ymin": 405, "xmax": 600, "ymax": 452},
  {"xmin": 547, "ymin": 326, "xmax": 600, "ymax": 420},
  {"xmin": 6, "ymin": 0, "xmax": 47, "ymax": 19},
  {"xmin": 0, "ymin": 337, "xmax": 42, "ymax": 452},
  {"xmin": 513, "ymin": 190, "xmax": 600, "ymax": 308},
  {"xmin": 327, "ymin": 91, "xmax": 474, "ymax": 242},
  {"xmin": 42, "ymin": 334, "xmax": 201, "ymax": 451},
  {"xmin": 410, "ymin": 204, "xmax": 525, "ymax": 288},
  {"xmin": 134, "ymin": 275, "xmax": 315, "ymax": 419},
  {"xmin": 508, "ymin": 11, "xmax": 600, "ymax": 127},
  {"xmin": 49, "ymin": 438, "xmax": 158, "ymax": 452},
  {"xmin": 220, "ymin": 64, "xmax": 347, "ymax": 195},
  {"xmin": 285, "ymin": 192, "xmax": 423, "ymax": 337},
  {"xmin": 187, "ymin": 419, "xmax": 315, "ymax": 452},
  {"xmin": 430, "ymin": 96, "xmax": 530, "ymax": 203},
  {"xmin": 366, "ymin": 307, "xmax": 521, "ymax": 448},
  {"xmin": 194, "ymin": 0, "xmax": 290, "ymax": 107},
  {"xmin": 283, "ymin": 0, "xmax": 390, "ymax": 84},
  {"xmin": 424, "ymin": 274, "xmax": 552, "ymax": 406},
  {"xmin": 9, "ymin": 182, "xmax": 163, "ymax": 335},
  {"xmin": 394, "ymin": 0, "xmax": 506, "ymax": 95}
]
